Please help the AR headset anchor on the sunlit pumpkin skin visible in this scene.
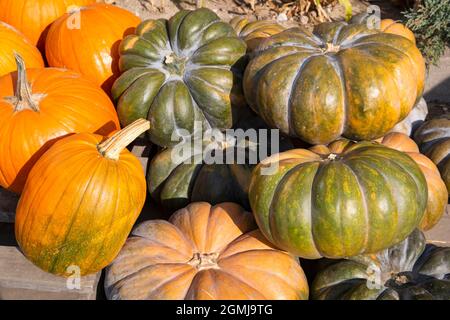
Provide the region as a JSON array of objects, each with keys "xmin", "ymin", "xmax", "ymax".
[
  {"xmin": 350, "ymin": 13, "xmax": 416, "ymax": 44},
  {"xmin": 244, "ymin": 22, "xmax": 425, "ymax": 145},
  {"xmin": 249, "ymin": 142, "xmax": 428, "ymax": 259},
  {"xmin": 379, "ymin": 133, "xmax": 447, "ymax": 231},
  {"xmin": 45, "ymin": 3, "xmax": 141, "ymax": 92},
  {"xmin": 389, "ymin": 98, "xmax": 427, "ymax": 136},
  {"xmin": 112, "ymin": 8, "xmax": 247, "ymax": 147},
  {"xmin": 414, "ymin": 119, "xmax": 450, "ymax": 193},
  {"xmin": 312, "ymin": 229, "xmax": 450, "ymax": 300},
  {"xmin": 230, "ymin": 17, "xmax": 286, "ymax": 54},
  {"xmin": 15, "ymin": 119, "xmax": 149, "ymax": 276},
  {"xmin": 0, "ymin": 22, "xmax": 44, "ymax": 76},
  {"xmin": 105, "ymin": 202, "xmax": 309, "ymax": 300},
  {"xmin": 0, "ymin": 0, "xmax": 95, "ymax": 50},
  {"xmin": 0, "ymin": 56, "xmax": 120, "ymax": 193}
]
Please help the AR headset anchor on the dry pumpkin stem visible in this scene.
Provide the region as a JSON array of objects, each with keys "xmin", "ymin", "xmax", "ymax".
[
  {"xmin": 9, "ymin": 53, "xmax": 40, "ymax": 112},
  {"xmin": 98, "ymin": 119, "xmax": 150, "ymax": 160}
]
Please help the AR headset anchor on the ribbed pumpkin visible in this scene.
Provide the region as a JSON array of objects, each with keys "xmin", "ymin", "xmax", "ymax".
[
  {"xmin": 350, "ymin": 13, "xmax": 416, "ymax": 44},
  {"xmin": 0, "ymin": 0, "xmax": 95, "ymax": 50},
  {"xmin": 249, "ymin": 141, "xmax": 427, "ymax": 259},
  {"xmin": 312, "ymin": 229, "xmax": 450, "ymax": 300},
  {"xmin": 15, "ymin": 119, "xmax": 149, "ymax": 276},
  {"xmin": 45, "ymin": 3, "xmax": 141, "ymax": 92},
  {"xmin": 105, "ymin": 202, "xmax": 309, "ymax": 300},
  {"xmin": 230, "ymin": 17, "xmax": 286, "ymax": 53},
  {"xmin": 148, "ymin": 128, "xmax": 292, "ymax": 211},
  {"xmin": 244, "ymin": 22, "xmax": 425, "ymax": 145},
  {"xmin": 0, "ymin": 55, "xmax": 119, "ymax": 193},
  {"xmin": 414, "ymin": 119, "xmax": 450, "ymax": 193},
  {"xmin": 0, "ymin": 22, "xmax": 44, "ymax": 76},
  {"xmin": 378, "ymin": 133, "xmax": 447, "ymax": 230},
  {"xmin": 112, "ymin": 8, "xmax": 247, "ymax": 147}
]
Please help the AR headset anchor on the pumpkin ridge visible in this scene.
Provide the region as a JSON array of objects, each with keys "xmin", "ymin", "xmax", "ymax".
[
  {"xmin": 341, "ymin": 160, "xmax": 371, "ymax": 251},
  {"xmin": 287, "ymin": 55, "xmax": 315, "ymax": 136},
  {"xmin": 326, "ymin": 54, "xmax": 348, "ymax": 136}
]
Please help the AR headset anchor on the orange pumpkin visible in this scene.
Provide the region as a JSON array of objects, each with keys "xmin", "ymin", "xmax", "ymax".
[
  {"xmin": 0, "ymin": 22, "xmax": 44, "ymax": 76},
  {"xmin": 379, "ymin": 133, "xmax": 447, "ymax": 230},
  {"xmin": 0, "ymin": 0, "xmax": 95, "ymax": 50},
  {"xmin": 0, "ymin": 54, "xmax": 120, "ymax": 193},
  {"xmin": 105, "ymin": 202, "xmax": 309, "ymax": 300},
  {"xmin": 45, "ymin": 3, "xmax": 141, "ymax": 92},
  {"xmin": 15, "ymin": 119, "xmax": 149, "ymax": 276},
  {"xmin": 380, "ymin": 19, "xmax": 416, "ymax": 44}
]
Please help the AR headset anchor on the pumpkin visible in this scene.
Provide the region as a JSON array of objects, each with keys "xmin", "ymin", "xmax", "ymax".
[
  {"xmin": 389, "ymin": 98, "xmax": 428, "ymax": 136},
  {"xmin": 249, "ymin": 141, "xmax": 428, "ymax": 259},
  {"xmin": 0, "ymin": 0, "xmax": 95, "ymax": 50},
  {"xmin": 148, "ymin": 124, "xmax": 292, "ymax": 211},
  {"xmin": 112, "ymin": 8, "xmax": 247, "ymax": 147},
  {"xmin": 105, "ymin": 202, "xmax": 309, "ymax": 300},
  {"xmin": 0, "ymin": 22, "xmax": 44, "ymax": 76},
  {"xmin": 378, "ymin": 133, "xmax": 447, "ymax": 230},
  {"xmin": 312, "ymin": 229, "xmax": 450, "ymax": 300},
  {"xmin": 350, "ymin": 13, "xmax": 416, "ymax": 44},
  {"xmin": 243, "ymin": 22, "xmax": 425, "ymax": 145},
  {"xmin": 15, "ymin": 119, "xmax": 149, "ymax": 276},
  {"xmin": 0, "ymin": 54, "xmax": 120, "ymax": 193},
  {"xmin": 45, "ymin": 3, "xmax": 141, "ymax": 92},
  {"xmin": 230, "ymin": 17, "xmax": 286, "ymax": 54},
  {"xmin": 414, "ymin": 119, "xmax": 450, "ymax": 193}
]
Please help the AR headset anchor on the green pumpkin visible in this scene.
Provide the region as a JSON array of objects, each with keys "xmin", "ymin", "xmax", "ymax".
[
  {"xmin": 312, "ymin": 229, "xmax": 450, "ymax": 300},
  {"xmin": 414, "ymin": 119, "xmax": 450, "ymax": 194},
  {"xmin": 249, "ymin": 141, "xmax": 428, "ymax": 259},
  {"xmin": 148, "ymin": 114, "xmax": 293, "ymax": 211},
  {"xmin": 243, "ymin": 22, "xmax": 425, "ymax": 145},
  {"xmin": 112, "ymin": 8, "xmax": 247, "ymax": 147}
]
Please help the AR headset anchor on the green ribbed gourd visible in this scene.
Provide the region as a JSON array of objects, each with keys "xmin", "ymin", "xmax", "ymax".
[
  {"xmin": 249, "ymin": 141, "xmax": 428, "ymax": 259},
  {"xmin": 312, "ymin": 229, "xmax": 450, "ymax": 300},
  {"xmin": 112, "ymin": 8, "xmax": 247, "ymax": 147},
  {"xmin": 243, "ymin": 22, "xmax": 425, "ymax": 145}
]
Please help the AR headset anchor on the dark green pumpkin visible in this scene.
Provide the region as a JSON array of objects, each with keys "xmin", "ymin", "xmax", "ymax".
[
  {"xmin": 249, "ymin": 141, "xmax": 428, "ymax": 259},
  {"xmin": 312, "ymin": 229, "xmax": 450, "ymax": 300},
  {"xmin": 414, "ymin": 119, "xmax": 450, "ymax": 194},
  {"xmin": 243, "ymin": 22, "xmax": 425, "ymax": 145},
  {"xmin": 148, "ymin": 113, "xmax": 292, "ymax": 211},
  {"xmin": 112, "ymin": 8, "xmax": 247, "ymax": 147}
]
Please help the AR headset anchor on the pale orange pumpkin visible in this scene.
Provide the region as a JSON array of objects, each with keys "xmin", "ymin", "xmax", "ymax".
[
  {"xmin": 379, "ymin": 132, "xmax": 447, "ymax": 230},
  {"xmin": 45, "ymin": 3, "xmax": 141, "ymax": 92},
  {"xmin": 380, "ymin": 19, "xmax": 416, "ymax": 44},
  {"xmin": 0, "ymin": 0, "xmax": 95, "ymax": 50},
  {"xmin": 0, "ymin": 54, "xmax": 120, "ymax": 193},
  {"xmin": 105, "ymin": 202, "xmax": 309, "ymax": 300},
  {"xmin": 15, "ymin": 119, "xmax": 149, "ymax": 276},
  {"xmin": 0, "ymin": 22, "xmax": 44, "ymax": 76}
]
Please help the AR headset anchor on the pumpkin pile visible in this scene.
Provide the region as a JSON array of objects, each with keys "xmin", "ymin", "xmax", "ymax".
[{"xmin": 0, "ymin": 1, "xmax": 448, "ymax": 301}]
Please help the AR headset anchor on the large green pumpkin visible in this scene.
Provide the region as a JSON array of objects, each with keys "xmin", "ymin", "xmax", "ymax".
[
  {"xmin": 112, "ymin": 8, "xmax": 247, "ymax": 147},
  {"xmin": 414, "ymin": 119, "xmax": 450, "ymax": 194},
  {"xmin": 312, "ymin": 229, "xmax": 450, "ymax": 300},
  {"xmin": 243, "ymin": 22, "xmax": 425, "ymax": 145},
  {"xmin": 249, "ymin": 141, "xmax": 428, "ymax": 259}
]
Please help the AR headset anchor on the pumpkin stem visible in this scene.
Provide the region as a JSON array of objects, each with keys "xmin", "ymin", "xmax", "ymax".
[
  {"xmin": 98, "ymin": 119, "xmax": 150, "ymax": 160},
  {"xmin": 325, "ymin": 43, "xmax": 340, "ymax": 53},
  {"xmin": 12, "ymin": 53, "xmax": 39, "ymax": 112},
  {"xmin": 328, "ymin": 153, "xmax": 337, "ymax": 160}
]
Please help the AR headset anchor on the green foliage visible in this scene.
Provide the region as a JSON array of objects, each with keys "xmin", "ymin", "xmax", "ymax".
[{"xmin": 403, "ymin": 0, "xmax": 450, "ymax": 66}]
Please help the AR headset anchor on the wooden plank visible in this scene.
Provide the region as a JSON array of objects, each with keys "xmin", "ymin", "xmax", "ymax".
[
  {"xmin": 0, "ymin": 246, "xmax": 100, "ymax": 300},
  {"xmin": 425, "ymin": 205, "xmax": 450, "ymax": 247}
]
